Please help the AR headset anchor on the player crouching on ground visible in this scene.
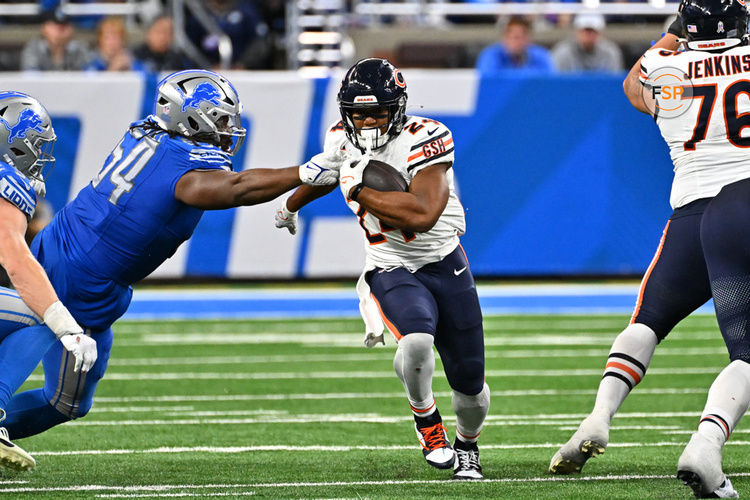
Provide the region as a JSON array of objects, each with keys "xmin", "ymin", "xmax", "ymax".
[
  {"xmin": 274, "ymin": 58, "xmax": 490, "ymax": 480},
  {"xmin": 0, "ymin": 92, "xmax": 97, "ymax": 471}
]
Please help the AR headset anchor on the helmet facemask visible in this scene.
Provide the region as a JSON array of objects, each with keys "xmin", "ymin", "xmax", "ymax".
[
  {"xmin": 340, "ymin": 97, "xmax": 406, "ymax": 152},
  {"xmin": 20, "ymin": 133, "xmax": 56, "ymax": 181}
]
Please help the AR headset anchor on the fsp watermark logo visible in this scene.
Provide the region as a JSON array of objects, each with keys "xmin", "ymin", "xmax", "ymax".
[{"xmin": 640, "ymin": 66, "xmax": 695, "ymax": 118}]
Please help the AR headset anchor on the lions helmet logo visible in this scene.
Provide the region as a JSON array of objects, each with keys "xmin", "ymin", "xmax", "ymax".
[
  {"xmin": 179, "ymin": 82, "xmax": 222, "ymax": 112},
  {"xmin": 0, "ymin": 108, "xmax": 44, "ymax": 145}
]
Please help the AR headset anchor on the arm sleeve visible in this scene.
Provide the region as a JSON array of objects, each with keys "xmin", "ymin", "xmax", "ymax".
[{"xmin": 168, "ymin": 143, "xmax": 233, "ymax": 194}]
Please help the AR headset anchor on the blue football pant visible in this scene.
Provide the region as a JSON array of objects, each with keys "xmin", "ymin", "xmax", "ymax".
[
  {"xmin": 0, "ymin": 287, "xmax": 59, "ymax": 413},
  {"xmin": 367, "ymin": 245, "xmax": 485, "ymax": 396},
  {"xmin": 4, "ymin": 327, "xmax": 112, "ymax": 439}
]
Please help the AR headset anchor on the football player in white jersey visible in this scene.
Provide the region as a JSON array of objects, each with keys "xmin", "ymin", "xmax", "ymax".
[
  {"xmin": 275, "ymin": 58, "xmax": 490, "ymax": 480},
  {"xmin": 551, "ymin": 0, "xmax": 750, "ymax": 497}
]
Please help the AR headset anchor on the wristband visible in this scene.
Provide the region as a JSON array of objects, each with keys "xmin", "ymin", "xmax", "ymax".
[
  {"xmin": 350, "ymin": 183, "xmax": 365, "ymax": 201},
  {"xmin": 43, "ymin": 301, "xmax": 82, "ymax": 339},
  {"xmin": 281, "ymin": 198, "xmax": 297, "ymax": 216}
]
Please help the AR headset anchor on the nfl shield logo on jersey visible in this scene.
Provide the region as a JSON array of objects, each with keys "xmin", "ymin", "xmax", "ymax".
[{"xmin": 718, "ymin": 20, "xmax": 725, "ymax": 32}]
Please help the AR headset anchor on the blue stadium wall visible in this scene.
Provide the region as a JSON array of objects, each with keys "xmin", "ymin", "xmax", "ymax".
[{"xmin": 6, "ymin": 70, "xmax": 674, "ymax": 279}]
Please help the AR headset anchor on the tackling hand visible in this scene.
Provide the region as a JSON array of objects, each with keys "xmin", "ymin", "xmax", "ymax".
[
  {"xmin": 274, "ymin": 198, "xmax": 298, "ymax": 235},
  {"xmin": 43, "ymin": 300, "xmax": 98, "ymax": 372},
  {"xmin": 30, "ymin": 179, "xmax": 46, "ymax": 198},
  {"xmin": 59, "ymin": 332, "xmax": 98, "ymax": 373},
  {"xmin": 299, "ymin": 148, "xmax": 346, "ymax": 186}
]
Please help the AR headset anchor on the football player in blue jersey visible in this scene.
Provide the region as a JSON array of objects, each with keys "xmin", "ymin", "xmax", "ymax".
[
  {"xmin": 0, "ymin": 91, "xmax": 98, "ymax": 471},
  {"xmin": 0, "ymin": 70, "xmax": 341, "ymax": 449}
]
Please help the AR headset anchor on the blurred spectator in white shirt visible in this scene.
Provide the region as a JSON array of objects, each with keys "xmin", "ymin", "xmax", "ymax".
[{"xmin": 552, "ymin": 13, "xmax": 624, "ymax": 72}]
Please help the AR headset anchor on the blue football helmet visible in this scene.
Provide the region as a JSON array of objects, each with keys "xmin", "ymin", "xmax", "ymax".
[
  {"xmin": 0, "ymin": 92, "xmax": 56, "ymax": 181},
  {"xmin": 153, "ymin": 69, "xmax": 246, "ymax": 155},
  {"xmin": 338, "ymin": 58, "xmax": 408, "ymax": 152}
]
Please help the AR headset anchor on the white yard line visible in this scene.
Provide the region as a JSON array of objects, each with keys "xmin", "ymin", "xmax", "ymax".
[
  {"xmin": 63, "ymin": 411, "xmax": 708, "ymax": 427},
  {"xmin": 98, "ymin": 493, "xmax": 253, "ymax": 498},
  {"xmin": 104, "ymin": 347, "xmax": 729, "ymax": 367},
  {"xmin": 92, "ymin": 388, "xmax": 706, "ymax": 405},
  {"xmin": 39, "ymin": 440, "xmax": 746, "ymax": 457},
  {"xmin": 5, "ymin": 472, "xmax": 750, "ymax": 494},
  {"xmin": 28, "ymin": 367, "xmax": 723, "ymax": 383}
]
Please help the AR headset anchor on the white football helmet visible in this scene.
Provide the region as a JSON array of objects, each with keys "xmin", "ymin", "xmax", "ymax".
[
  {"xmin": 153, "ymin": 69, "xmax": 246, "ymax": 155},
  {"xmin": 0, "ymin": 92, "xmax": 56, "ymax": 181}
]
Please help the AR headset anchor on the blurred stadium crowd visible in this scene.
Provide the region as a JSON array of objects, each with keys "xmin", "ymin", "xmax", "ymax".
[{"xmin": 0, "ymin": 0, "xmax": 675, "ymax": 73}]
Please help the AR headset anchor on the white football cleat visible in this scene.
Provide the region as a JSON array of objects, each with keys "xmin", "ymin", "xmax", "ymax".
[
  {"xmin": 677, "ymin": 433, "xmax": 738, "ymax": 498},
  {"xmin": 0, "ymin": 427, "xmax": 35, "ymax": 471},
  {"xmin": 549, "ymin": 411, "xmax": 609, "ymax": 474},
  {"xmin": 415, "ymin": 420, "xmax": 455, "ymax": 470},
  {"xmin": 453, "ymin": 440, "xmax": 483, "ymax": 480}
]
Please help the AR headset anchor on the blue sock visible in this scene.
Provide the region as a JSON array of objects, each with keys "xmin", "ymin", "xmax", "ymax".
[
  {"xmin": 0, "ymin": 325, "xmax": 57, "ymax": 411},
  {"xmin": 4, "ymin": 389, "xmax": 69, "ymax": 439}
]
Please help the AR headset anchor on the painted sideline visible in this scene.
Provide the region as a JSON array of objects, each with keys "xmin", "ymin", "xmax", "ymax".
[{"xmin": 125, "ymin": 284, "xmax": 715, "ymax": 320}]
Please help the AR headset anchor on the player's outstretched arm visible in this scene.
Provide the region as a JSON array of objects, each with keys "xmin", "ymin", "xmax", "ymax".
[
  {"xmin": 287, "ymin": 185, "xmax": 337, "ymax": 212},
  {"xmin": 175, "ymin": 167, "xmax": 303, "ymax": 210},
  {"xmin": 274, "ymin": 184, "xmax": 337, "ymax": 235},
  {"xmin": 0, "ymin": 199, "xmax": 96, "ymax": 372},
  {"xmin": 623, "ymin": 32, "xmax": 680, "ymax": 114},
  {"xmin": 351, "ymin": 162, "xmax": 450, "ymax": 233}
]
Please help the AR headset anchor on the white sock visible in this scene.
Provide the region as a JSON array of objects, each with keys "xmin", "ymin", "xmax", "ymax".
[
  {"xmin": 452, "ymin": 383, "xmax": 490, "ymax": 443},
  {"xmin": 593, "ymin": 323, "xmax": 658, "ymax": 421},
  {"xmin": 697, "ymin": 360, "xmax": 750, "ymax": 446},
  {"xmin": 394, "ymin": 333, "xmax": 436, "ymax": 417}
]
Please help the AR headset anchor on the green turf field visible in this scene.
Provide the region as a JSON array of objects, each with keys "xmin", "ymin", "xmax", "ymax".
[{"xmin": 1, "ymin": 313, "xmax": 743, "ymax": 499}]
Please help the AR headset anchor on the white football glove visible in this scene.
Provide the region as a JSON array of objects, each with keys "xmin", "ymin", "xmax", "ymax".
[
  {"xmin": 299, "ymin": 147, "xmax": 346, "ymax": 186},
  {"xmin": 339, "ymin": 154, "xmax": 369, "ymax": 200},
  {"xmin": 30, "ymin": 179, "xmax": 46, "ymax": 198},
  {"xmin": 43, "ymin": 301, "xmax": 98, "ymax": 372},
  {"xmin": 274, "ymin": 198, "xmax": 298, "ymax": 235},
  {"xmin": 59, "ymin": 333, "xmax": 98, "ymax": 373}
]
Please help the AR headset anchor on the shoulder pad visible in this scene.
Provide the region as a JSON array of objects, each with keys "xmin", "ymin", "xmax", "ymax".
[
  {"xmin": 405, "ymin": 119, "xmax": 454, "ymax": 172},
  {"xmin": 329, "ymin": 120, "xmax": 345, "ymax": 133},
  {"xmin": 0, "ymin": 164, "xmax": 36, "ymax": 217},
  {"xmin": 324, "ymin": 121, "xmax": 348, "ymax": 152}
]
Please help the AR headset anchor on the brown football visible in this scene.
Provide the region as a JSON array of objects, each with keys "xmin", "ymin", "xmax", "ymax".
[{"xmin": 362, "ymin": 160, "xmax": 408, "ymax": 192}]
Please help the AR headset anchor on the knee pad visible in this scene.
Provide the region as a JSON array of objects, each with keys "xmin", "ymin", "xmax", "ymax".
[
  {"xmin": 394, "ymin": 333, "xmax": 435, "ymax": 401},
  {"xmin": 397, "ymin": 333, "xmax": 435, "ymax": 368},
  {"xmin": 43, "ymin": 375, "xmax": 94, "ymax": 420}
]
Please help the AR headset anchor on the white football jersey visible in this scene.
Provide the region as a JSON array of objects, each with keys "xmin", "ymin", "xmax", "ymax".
[
  {"xmin": 324, "ymin": 116, "xmax": 465, "ymax": 272},
  {"xmin": 641, "ymin": 45, "xmax": 750, "ymax": 208}
]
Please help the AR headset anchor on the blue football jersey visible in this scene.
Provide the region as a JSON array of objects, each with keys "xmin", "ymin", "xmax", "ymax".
[
  {"xmin": 31, "ymin": 120, "xmax": 232, "ymax": 330},
  {"xmin": 0, "ymin": 162, "xmax": 36, "ymax": 219}
]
